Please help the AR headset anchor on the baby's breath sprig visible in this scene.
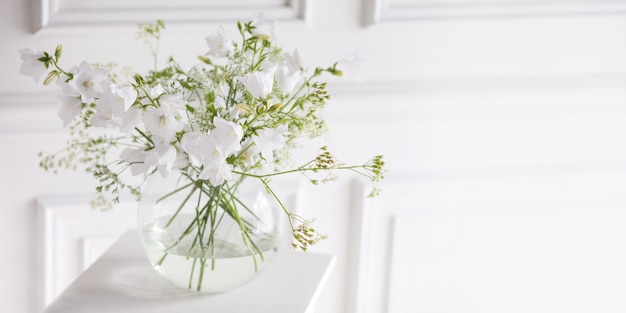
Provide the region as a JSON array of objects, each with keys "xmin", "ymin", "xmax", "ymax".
[
  {"xmin": 92, "ymin": 164, "xmax": 140, "ymax": 208},
  {"xmin": 290, "ymin": 216, "xmax": 327, "ymax": 251},
  {"xmin": 314, "ymin": 146, "xmax": 338, "ymax": 170},
  {"xmin": 137, "ymin": 19, "xmax": 166, "ymax": 70}
]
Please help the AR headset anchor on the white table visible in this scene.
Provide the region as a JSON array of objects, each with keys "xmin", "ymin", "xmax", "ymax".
[{"xmin": 44, "ymin": 231, "xmax": 335, "ymax": 313}]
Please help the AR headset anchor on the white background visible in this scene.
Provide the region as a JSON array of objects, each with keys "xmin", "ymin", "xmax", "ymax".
[{"xmin": 2, "ymin": 0, "xmax": 626, "ymax": 312}]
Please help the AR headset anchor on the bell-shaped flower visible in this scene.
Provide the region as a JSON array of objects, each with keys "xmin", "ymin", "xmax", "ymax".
[
  {"xmin": 119, "ymin": 147, "xmax": 151, "ymax": 176},
  {"xmin": 138, "ymin": 84, "xmax": 165, "ymax": 107},
  {"xmin": 206, "ymin": 26, "xmax": 232, "ymax": 58},
  {"xmin": 158, "ymin": 94, "xmax": 186, "ymax": 115},
  {"xmin": 252, "ymin": 124, "xmax": 288, "ymax": 162},
  {"xmin": 239, "ymin": 138, "xmax": 261, "ymax": 167},
  {"xmin": 181, "ymin": 131, "xmax": 233, "ymax": 186},
  {"xmin": 236, "ymin": 66, "xmax": 276, "ymax": 99},
  {"xmin": 118, "ymin": 107, "xmax": 142, "ymax": 133},
  {"xmin": 143, "ymin": 106, "xmax": 185, "ymax": 143},
  {"xmin": 172, "ymin": 143, "xmax": 190, "ymax": 169},
  {"xmin": 145, "ymin": 142, "xmax": 178, "ymax": 178},
  {"xmin": 213, "ymin": 83, "xmax": 230, "ymax": 110},
  {"xmin": 54, "ymin": 67, "xmax": 83, "ymax": 126},
  {"xmin": 284, "ymin": 48, "xmax": 304, "ymax": 73},
  {"xmin": 91, "ymin": 101, "xmax": 119, "ymax": 128},
  {"xmin": 91, "ymin": 82, "xmax": 138, "ymax": 129},
  {"xmin": 250, "ymin": 13, "xmax": 276, "ymax": 40},
  {"xmin": 276, "ymin": 65, "xmax": 304, "ymax": 94},
  {"xmin": 199, "ymin": 158, "xmax": 233, "ymax": 186},
  {"xmin": 56, "ymin": 91, "xmax": 83, "ymax": 127},
  {"xmin": 111, "ymin": 84, "xmax": 138, "ymax": 112},
  {"xmin": 210, "ymin": 117, "xmax": 243, "ymax": 156},
  {"xmin": 69, "ymin": 61, "xmax": 108, "ymax": 102},
  {"xmin": 19, "ymin": 48, "xmax": 47, "ymax": 83},
  {"xmin": 55, "ymin": 67, "xmax": 77, "ymax": 95},
  {"xmin": 336, "ymin": 52, "xmax": 364, "ymax": 82},
  {"xmin": 181, "ymin": 131, "xmax": 214, "ymax": 167},
  {"xmin": 149, "ymin": 84, "xmax": 164, "ymax": 99}
]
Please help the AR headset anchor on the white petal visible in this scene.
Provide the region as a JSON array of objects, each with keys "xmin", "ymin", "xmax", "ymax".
[
  {"xmin": 337, "ymin": 52, "xmax": 364, "ymax": 82},
  {"xmin": 236, "ymin": 67, "xmax": 276, "ymax": 99},
  {"xmin": 206, "ymin": 25, "xmax": 232, "ymax": 58},
  {"xmin": 211, "ymin": 117, "xmax": 243, "ymax": 155},
  {"xmin": 19, "ymin": 48, "xmax": 48, "ymax": 83}
]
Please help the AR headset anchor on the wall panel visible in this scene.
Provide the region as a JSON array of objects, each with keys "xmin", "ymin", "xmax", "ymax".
[
  {"xmin": 364, "ymin": 0, "xmax": 626, "ymax": 25},
  {"xmin": 33, "ymin": 0, "xmax": 309, "ymax": 32}
]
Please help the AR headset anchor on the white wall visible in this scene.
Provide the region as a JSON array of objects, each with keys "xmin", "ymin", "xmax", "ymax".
[{"xmin": 3, "ymin": 0, "xmax": 626, "ymax": 312}]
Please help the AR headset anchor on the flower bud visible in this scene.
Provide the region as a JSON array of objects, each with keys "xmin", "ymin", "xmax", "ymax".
[
  {"xmin": 329, "ymin": 68, "xmax": 343, "ymax": 77},
  {"xmin": 256, "ymin": 103, "xmax": 267, "ymax": 114},
  {"xmin": 235, "ymin": 103, "xmax": 252, "ymax": 114},
  {"xmin": 197, "ymin": 55, "xmax": 211, "ymax": 64},
  {"xmin": 252, "ymin": 34, "xmax": 270, "ymax": 41},
  {"xmin": 43, "ymin": 71, "xmax": 59, "ymax": 86},
  {"xmin": 134, "ymin": 74, "xmax": 144, "ymax": 86},
  {"xmin": 54, "ymin": 44, "xmax": 63, "ymax": 61},
  {"xmin": 268, "ymin": 103, "xmax": 282, "ymax": 112}
]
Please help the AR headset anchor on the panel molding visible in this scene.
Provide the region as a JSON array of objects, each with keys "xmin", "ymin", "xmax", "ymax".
[
  {"xmin": 33, "ymin": 0, "xmax": 310, "ymax": 32},
  {"xmin": 35, "ymin": 195, "xmax": 137, "ymax": 312},
  {"xmin": 363, "ymin": 0, "xmax": 626, "ymax": 25},
  {"xmin": 348, "ymin": 168, "xmax": 626, "ymax": 313}
]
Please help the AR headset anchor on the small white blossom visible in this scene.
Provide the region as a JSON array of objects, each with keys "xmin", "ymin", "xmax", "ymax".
[
  {"xmin": 150, "ymin": 84, "xmax": 165, "ymax": 98},
  {"xmin": 250, "ymin": 13, "xmax": 277, "ymax": 40},
  {"xmin": 19, "ymin": 48, "xmax": 48, "ymax": 83},
  {"xmin": 158, "ymin": 94, "xmax": 187, "ymax": 120},
  {"xmin": 137, "ymin": 84, "xmax": 164, "ymax": 107},
  {"xmin": 181, "ymin": 131, "xmax": 233, "ymax": 185},
  {"xmin": 118, "ymin": 107, "xmax": 143, "ymax": 133},
  {"xmin": 236, "ymin": 66, "xmax": 276, "ymax": 99},
  {"xmin": 172, "ymin": 143, "xmax": 190, "ymax": 169},
  {"xmin": 181, "ymin": 131, "xmax": 214, "ymax": 167},
  {"xmin": 69, "ymin": 61, "xmax": 108, "ymax": 102},
  {"xmin": 55, "ymin": 68, "xmax": 77, "ymax": 95},
  {"xmin": 276, "ymin": 65, "xmax": 304, "ymax": 94},
  {"xmin": 111, "ymin": 84, "xmax": 138, "ymax": 111},
  {"xmin": 143, "ymin": 106, "xmax": 185, "ymax": 142},
  {"xmin": 53, "ymin": 68, "xmax": 84, "ymax": 126},
  {"xmin": 91, "ymin": 102, "xmax": 119, "ymax": 128},
  {"xmin": 210, "ymin": 117, "xmax": 243, "ymax": 156},
  {"xmin": 336, "ymin": 52, "xmax": 364, "ymax": 82},
  {"xmin": 206, "ymin": 26, "xmax": 232, "ymax": 58},
  {"xmin": 214, "ymin": 83, "xmax": 230, "ymax": 110},
  {"xmin": 91, "ymin": 83, "xmax": 138, "ymax": 129},
  {"xmin": 56, "ymin": 91, "xmax": 83, "ymax": 126},
  {"xmin": 145, "ymin": 142, "xmax": 178, "ymax": 177},
  {"xmin": 252, "ymin": 124, "xmax": 288, "ymax": 162},
  {"xmin": 119, "ymin": 147, "xmax": 151, "ymax": 176},
  {"xmin": 198, "ymin": 158, "xmax": 233, "ymax": 186},
  {"xmin": 284, "ymin": 48, "xmax": 304, "ymax": 72},
  {"xmin": 239, "ymin": 138, "xmax": 261, "ymax": 167}
]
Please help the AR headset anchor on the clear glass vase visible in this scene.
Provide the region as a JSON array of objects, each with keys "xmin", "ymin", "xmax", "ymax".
[{"xmin": 137, "ymin": 172, "xmax": 281, "ymax": 293}]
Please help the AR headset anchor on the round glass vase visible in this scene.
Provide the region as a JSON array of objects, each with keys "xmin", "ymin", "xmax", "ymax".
[{"xmin": 137, "ymin": 172, "xmax": 281, "ymax": 293}]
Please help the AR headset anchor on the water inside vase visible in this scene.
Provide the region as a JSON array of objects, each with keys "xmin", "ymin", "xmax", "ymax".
[{"xmin": 140, "ymin": 213, "xmax": 278, "ymax": 293}]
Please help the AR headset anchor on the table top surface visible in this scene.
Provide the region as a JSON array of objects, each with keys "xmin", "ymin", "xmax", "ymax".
[{"xmin": 44, "ymin": 230, "xmax": 335, "ymax": 313}]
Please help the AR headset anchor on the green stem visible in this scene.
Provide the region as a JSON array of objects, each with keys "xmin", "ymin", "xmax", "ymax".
[
  {"xmin": 134, "ymin": 127, "xmax": 155, "ymax": 147},
  {"xmin": 257, "ymin": 177, "xmax": 295, "ymax": 231},
  {"xmin": 189, "ymin": 258, "xmax": 197, "ymax": 290},
  {"xmin": 164, "ymin": 183, "xmax": 198, "ymax": 228}
]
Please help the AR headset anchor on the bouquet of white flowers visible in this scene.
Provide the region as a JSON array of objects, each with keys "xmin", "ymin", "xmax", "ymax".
[{"xmin": 20, "ymin": 14, "xmax": 385, "ymax": 292}]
